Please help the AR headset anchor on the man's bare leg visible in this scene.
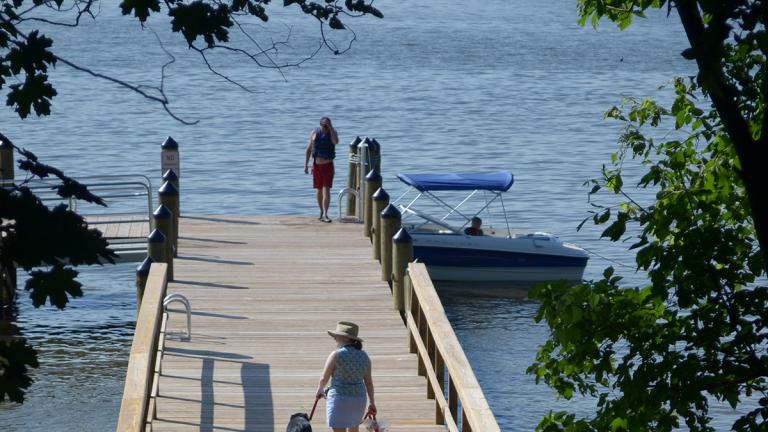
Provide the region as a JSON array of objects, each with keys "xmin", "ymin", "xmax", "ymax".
[
  {"xmin": 322, "ymin": 186, "xmax": 332, "ymax": 221},
  {"xmin": 316, "ymin": 188, "xmax": 324, "ymax": 219}
]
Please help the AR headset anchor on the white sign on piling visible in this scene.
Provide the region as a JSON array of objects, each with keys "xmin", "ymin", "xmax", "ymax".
[{"xmin": 161, "ymin": 136, "xmax": 180, "ymax": 177}]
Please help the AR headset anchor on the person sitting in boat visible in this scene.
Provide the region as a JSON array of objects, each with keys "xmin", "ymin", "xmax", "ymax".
[{"xmin": 464, "ymin": 217, "xmax": 484, "ymax": 236}]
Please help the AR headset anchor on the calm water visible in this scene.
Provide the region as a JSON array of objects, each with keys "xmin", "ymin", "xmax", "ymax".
[{"xmin": 1, "ymin": 0, "xmax": 740, "ymax": 430}]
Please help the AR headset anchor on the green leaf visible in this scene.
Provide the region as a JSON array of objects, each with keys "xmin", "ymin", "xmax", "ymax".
[
  {"xmin": 24, "ymin": 265, "xmax": 82, "ymax": 309},
  {"xmin": 0, "ymin": 339, "xmax": 40, "ymax": 403},
  {"xmin": 119, "ymin": 0, "xmax": 161, "ymax": 22}
]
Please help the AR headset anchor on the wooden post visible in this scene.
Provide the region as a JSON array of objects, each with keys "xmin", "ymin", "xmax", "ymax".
[
  {"xmin": 346, "ymin": 137, "xmax": 361, "ymax": 217},
  {"xmin": 363, "ymin": 169, "xmax": 381, "ymax": 239},
  {"xmin": 408, "ymin": 275, "xmax": 418, "ymax": 354},
  {"xmin": 435, "ymin": 349, "xmax": 446, "ymax": 424},
  {"xmin": 161, "ymin": 136, "xmax": 180, "ymax": 178},
  {"xmin": 379, "ymin": 204, "xmax": 401, "ymax": 283},
  {"xmin": 153, "ymin": 205, "xmax": 174, "ymax": 281},
  {"xmin": 0, "ymin": 135, "xmax": 14, "ymax": 183},
  {"xmin": 0, "ymin": 137, "xmax": 16, "ymax": 306},
  {"xmin": 147, "ymin": 229, "xmax": 166, "ymax": 267},
  {"xmin": 371, "ymin": 188, "xmax": 389, "ymax": 261},
  {"xmin": 448, "ymin": 378, "xmax": 458, "ymax": 425},
  {"xmin": 417, "ymin": 307, "xmax": 427, "ymax": 377},
  {"xmin": 392, "ymin": 228, "xmax": 413, "ymax": 313},
  {"xmin": 370, "ymin": 137, "xmax": 381, "ymax": 174},
  {"xmin": 0, "ymin": 237, "xmax": 16, "ymax": 313},
  {"xmin": 426, "ymin": 327, "xmax": 435, "ymax": 400},
  {"xmin": 135, "ymin": 256, "xmax": 153, "ymax": 311},
  {"xmin": 158, "ymin": 181, "xmax": 179, "ymax": 257},
  {"xmin": 162, "ymin": 169, "xmax": 180, "ymax": 215}
]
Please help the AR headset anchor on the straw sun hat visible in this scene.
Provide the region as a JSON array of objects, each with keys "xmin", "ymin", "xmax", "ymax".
[{"xmin": 327, "ymin": 321, "xmax": 363, "ymax": 342}]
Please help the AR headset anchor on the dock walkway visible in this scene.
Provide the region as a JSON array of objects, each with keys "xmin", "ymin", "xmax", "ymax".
[{"xmin": 150, "ymin": 215, "xmax": 444, "ymax": 431}]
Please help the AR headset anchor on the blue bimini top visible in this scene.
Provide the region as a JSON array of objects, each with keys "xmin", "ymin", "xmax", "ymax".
[{"xmin": 396, "ymin": 172, "xmax": 514, "ymax": 192}]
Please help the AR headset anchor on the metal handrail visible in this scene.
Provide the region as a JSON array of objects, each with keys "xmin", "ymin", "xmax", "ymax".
[
  {"xmin": 337, "ymin": 187, "xmax": 360, "ymax": 220},
  {"xmin": 9, "ymin": 174, "xmax": 154, "ymax": 232}
]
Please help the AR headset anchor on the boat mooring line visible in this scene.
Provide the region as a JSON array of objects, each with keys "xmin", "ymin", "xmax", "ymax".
[{"xmin": 582, "ymin": 246, "xmax": 635, "ymax": 269}]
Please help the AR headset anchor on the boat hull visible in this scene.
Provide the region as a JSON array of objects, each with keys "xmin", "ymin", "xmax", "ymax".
[
  {"xmin": 411, "ymin": 233, "xmax": 588, "ymax": 283},
  {"xmin": 422, "ymin": 265, "xmax": 586, "ymax": 283}
]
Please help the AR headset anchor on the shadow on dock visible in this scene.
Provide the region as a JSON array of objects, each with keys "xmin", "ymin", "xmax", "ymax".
[
  {"xmin": 182, "ymin": 215, "xmax": 263, "ymax": 226},
  {"xmin": 176, "ymin": 255, "xmax": 254, "ymax": 266},
  {"xmin": 180, "ymin": 236, "xmax": 248, "ymax": 245},
  {"xmin": 172, "ymin": 279, "xmax": 250, "ymax": 290}
]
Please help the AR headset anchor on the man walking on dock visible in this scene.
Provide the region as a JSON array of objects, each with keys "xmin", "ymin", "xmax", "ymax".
[{"xmin": 305, "ymin": 116, "xmax": 339, "ymax": 222}]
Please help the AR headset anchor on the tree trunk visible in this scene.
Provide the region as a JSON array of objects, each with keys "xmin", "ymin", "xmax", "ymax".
[{"xmin": 676, "ymin": 1, "xmax": 768, "ymax": 273}]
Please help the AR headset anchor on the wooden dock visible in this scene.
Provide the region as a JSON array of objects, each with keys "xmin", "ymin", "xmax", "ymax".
[{"xmin": 148, "ymin": 215, "xmax": 446, "ymax": 431}]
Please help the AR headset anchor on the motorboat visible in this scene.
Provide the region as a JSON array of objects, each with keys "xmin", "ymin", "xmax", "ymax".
[{"xmin": 394, "ymin": 172, "xmax": 589, "ymax": 283}]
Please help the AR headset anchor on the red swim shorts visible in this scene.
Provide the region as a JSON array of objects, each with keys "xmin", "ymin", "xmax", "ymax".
[{"xmin": 313, "ymin": 162, "xmax": 334, "ymax": 189}]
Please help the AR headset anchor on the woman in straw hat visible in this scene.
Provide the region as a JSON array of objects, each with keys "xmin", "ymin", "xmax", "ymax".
[{"xmin": 316, "ymin": 321, "xmax": 376, "ymax": 431}]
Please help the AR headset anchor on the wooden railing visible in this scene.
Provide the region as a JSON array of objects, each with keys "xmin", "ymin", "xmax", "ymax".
[
  {"xmin": 405, "ymin": 263, "xmax": 501, "ymax": 432},
  {"xmin": 117, "ymin": 263, "xmax": 168, "ymax": 432}
]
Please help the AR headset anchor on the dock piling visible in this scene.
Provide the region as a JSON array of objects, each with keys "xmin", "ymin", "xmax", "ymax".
[
  {"xmin": 162, "ymin": 169, "xmax": 180, "ymax": 215},
  {"xmin": 371, "ymin": 188, "xmax": 389, "ymax": 261},
  {"xmin": 0, "ymin": 135, "xmax": 13, "ymax": 183},
  {"xmin": 379, "ymin": 204, "xmax": 402, "ymax": 283},
  {"xmin": 392, "ymin": 228, "xmax": 413, "ymax": 312},
  {"xmin": 147, "ymin": 229, "xmax": 167, "ymax": 268},
  {"xmin": 0, "ymin": 136, "xmax": 16, "ymax": 309},
  {"xmin": 161, "ymin": 136, "xmax": 180, "ymax": 178},
  {"xmin": 346, "ymin": 137, "xmax": 361, "ymax": 217},
  {"xmin": 158, "ymin": 182, "xmax": 179, "ymax": 257},
  {"xmin": 363, "ymin": 169, "xmax": 381, "ymax": 239},
  {"xmin": 153, "ymin": 205, "xmax": 174, "ymax": 281},
  {"xmin": 135, "ymin": 256, "xmax": 153, "ymax": 311}
]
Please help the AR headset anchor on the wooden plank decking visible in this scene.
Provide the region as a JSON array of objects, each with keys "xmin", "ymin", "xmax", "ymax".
[
  {"xmin": 85, "ymin": 215, "xmax": 150, "ymax": 262},
  {"xmin": 149, "ymin": 215, "xmax": 445, "ymax": 431}
]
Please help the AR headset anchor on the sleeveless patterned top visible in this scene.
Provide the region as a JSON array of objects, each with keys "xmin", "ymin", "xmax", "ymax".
[{"xmin": 329, "ymin": 345, "xmax": 370, "ymax": 398}]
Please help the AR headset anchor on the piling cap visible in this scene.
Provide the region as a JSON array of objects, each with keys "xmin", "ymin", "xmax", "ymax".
[
  {"xmin": 349, "ymin": 136, "xmax": 362, "ymax": 148},
  {"xmin": 136, "ymin": 256, "xmax": 154, "ymax": 276},
  {"xmin": 393, "ymin": 227, "xmax": 413, "ymax": 243},
  {"xmin": 380, "ymin": 204, "xmax": 402, "ymax": 220},
  {"xmin": 147, "ymin": 229, "xmax": 166, "ymax": 243},
  {"xmin": 158, "ymin": 181, "xmax": 179, "ymax": 196},
  {"xmin": 372, "ymin": 187, "xmax": 389, "ymax": 201},
  {"xmin": 365, "ymin": 169, "xmax": 382, "ymax": 182},
  {"xmin": 162, "ymin": 136, "xmax": 179, "ymax": 150},
  {"xmin": 371, "ymin": 137, "xmax": 381, "ymax": 148},
  {"xmin": 162, "ymin": 169, "xmax": 179, "ymax": 181},
  {"xmin": 153, "ymin": 204, "xmax": 173, "ymax": 219},
  {"xmin": 363, "ymin": 137, "xmax": 376, "ymax": 152}
]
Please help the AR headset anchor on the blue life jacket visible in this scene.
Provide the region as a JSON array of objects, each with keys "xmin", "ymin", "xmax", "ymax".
[{"xmin": 312, "ymin": 127, "xmax": 335, "ymax": 160}]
